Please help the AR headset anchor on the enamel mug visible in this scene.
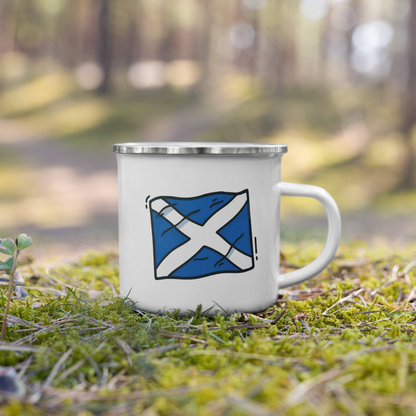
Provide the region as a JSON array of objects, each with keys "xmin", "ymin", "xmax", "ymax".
[{"xmin": 113, "ymin": 142, "xmax": 341, "ymax": 315}]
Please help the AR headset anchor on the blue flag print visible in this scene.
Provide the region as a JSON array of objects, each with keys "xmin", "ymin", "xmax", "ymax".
[{"xmin": 149, "ymin": 190, "xmax": 255, "ymax": 280}]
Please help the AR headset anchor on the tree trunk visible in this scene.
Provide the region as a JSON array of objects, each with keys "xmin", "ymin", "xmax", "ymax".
[
  {"xmin": 280, "ymin": 2, "xmax": 297, "ymax": 90},
  {"xmin": 159, "ymin": 2, "xmax": 175, "ymax": 62},
  {"xmin": 248, "ymin": 9, "xmax": 259, "ymax": 76},
  {"xmin": 347, "ymin": 0, "xmax": 360, "ymax": 83},
  {"xmin": 195, "ymin": 0, "xmax": 212, "ymax": 97},
  {"xmin": 199, "ymin": 0, "xmax": 212, "ymax": 74},
  {"xmin": 398, "ymin": 0, "xmax": 416, "ymax": 190},
  {"xmin": 96, "ymin": 0, "xmax": 112, "ymax": 95},
  {"xmin": 125, "ymin": 0, "xmax": 141, "ymax": 66}
]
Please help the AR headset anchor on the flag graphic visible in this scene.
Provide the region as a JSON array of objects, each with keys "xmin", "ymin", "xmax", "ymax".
[{"xmin": 149, "ymin": 190, "xmax": 255, "ymax": 280}]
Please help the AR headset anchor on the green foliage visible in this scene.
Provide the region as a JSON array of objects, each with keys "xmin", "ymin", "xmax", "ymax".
[
  {"xmin": 16, "ymin": 234, "xmax": 33, "ymax": 251},
  {"xmin": 0, "ymin": 238, "xmax": 15, "ymax": 256},
  {"xmin": 0, "ymin": 243, "xmax": 416, "ymax": 414},
  {"xmin": 0, "ymin": 234, "xmax": 34, "ymax": 339},
  {"xmin": 0, "ymin": 258, "xmax": 13, "ymax": 272}
]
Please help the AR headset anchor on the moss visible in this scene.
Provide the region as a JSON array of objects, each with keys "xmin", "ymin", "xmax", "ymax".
[{"xmin": 0, "ymin": 244, "xmax": 416, "ymax": 414}]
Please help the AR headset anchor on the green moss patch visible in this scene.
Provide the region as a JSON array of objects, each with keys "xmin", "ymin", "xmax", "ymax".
[{"xmin": 1, "ymin": 243, "xmax": 416, "ymax": 415}]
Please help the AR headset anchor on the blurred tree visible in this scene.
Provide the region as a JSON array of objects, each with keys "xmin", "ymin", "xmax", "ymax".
[
  {"xmin": 399, "ymin": 0, "xmax": 416, "ymax": 189},
  {"xmin": 248, "ymin": 8, "xmax": 260, "ymax": 76},
  {"xmin": 197, "ymin": 0, "xmax": 212, "ymax": 82},
  {"xmin": 125, "ymin": 0, "xmax": 141, "ymax": 66},
  {"xmin": 159, "ymin": 2, "xmax": 175, "ymax": 62},
  {"xmin": 346, "ymin": 0, "xmax": 359, "ymax": 82},
  {"xmin": 96, "ymin": 0, "xmax": 112, "ymax": 94},
  {"xmin": 0, "ymin": 1, "xmax": 16, "ymax": 56},
  {"xmin": 279, "ymin": 2, "xmax": 297, "ymax": 90},
  {"xmin": 262, "ymin": 1, "xmax": 281, "ymax": 91}
]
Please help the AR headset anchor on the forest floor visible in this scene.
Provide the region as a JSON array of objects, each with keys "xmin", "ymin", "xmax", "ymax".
[
  {"xmin": 1, "ymin": 244, "xmax": 416, "ymax": 415},
  {"xmin": 0, "ymin": 75, "xmax": 416, "ymax": 415},
  {"xmin": 1, "ymin": 112, "xmax": 416, "ymax": 261},
  {"xmin": 1, "ymin": 72, "xmax": 416, "ymax": 258}
]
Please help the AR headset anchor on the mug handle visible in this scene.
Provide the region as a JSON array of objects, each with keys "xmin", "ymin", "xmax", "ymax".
[{"xmin": 277, "ymin": 182, "xmax": 342, "ymax": 289}]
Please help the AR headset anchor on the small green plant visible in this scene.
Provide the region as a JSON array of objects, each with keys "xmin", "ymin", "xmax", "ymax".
[{"xmin": 0, "ymin": 234, "xmax": 33, "ymax": 339}]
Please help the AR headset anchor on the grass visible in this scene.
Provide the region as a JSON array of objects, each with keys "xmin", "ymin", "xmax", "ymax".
[{"xmin": 0, "ymin": 242, "xmax": 416, "ymax": 415}]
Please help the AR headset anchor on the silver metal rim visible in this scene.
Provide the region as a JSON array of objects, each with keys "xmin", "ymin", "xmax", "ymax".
[{"xmin": 112, "ymin": 142, "xmax": 288, "ymax": 155}]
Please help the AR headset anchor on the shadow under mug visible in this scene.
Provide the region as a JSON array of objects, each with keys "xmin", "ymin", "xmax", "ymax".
[{"xmin": 113, "ymin": 142, "xmax": 341, "ymax": 315}]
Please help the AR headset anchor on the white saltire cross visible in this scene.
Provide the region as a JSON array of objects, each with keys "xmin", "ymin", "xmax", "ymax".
[{"xmin": 151, "ymin": 193, "xmax": 253, "ymax": 278}]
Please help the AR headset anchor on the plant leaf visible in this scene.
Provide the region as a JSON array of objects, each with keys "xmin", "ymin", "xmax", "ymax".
[
  {"xmin": 17, "ymin": 234, "xmax": 33, "ymax": 251},
  {"xmin": 0, "ymin": 261, "xmax": 8, "ymax": 271},
  {"xmin": 0, "ymin": 245, "xmax": 9, "ymax": 256},
  {"xmin": 5, "ymin": 258, "xmax": 13, "ymax": 271},
  {"xmin": 0, "ymin": 259, "xmax": 12, "ymax": 272},
  {"xmin": 0, "ymin": 238, "xmax": 15, "ymax": 256}
]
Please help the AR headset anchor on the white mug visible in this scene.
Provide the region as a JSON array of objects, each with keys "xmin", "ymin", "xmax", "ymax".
[{"xmin": 113, "ymin": 142, "xmax": 341, "ymax": 315}]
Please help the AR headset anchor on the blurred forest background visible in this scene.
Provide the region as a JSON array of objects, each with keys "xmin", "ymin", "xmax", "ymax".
[{"xmin": 0, "ymin": 0, "xmax": 416, "ymax": 257}]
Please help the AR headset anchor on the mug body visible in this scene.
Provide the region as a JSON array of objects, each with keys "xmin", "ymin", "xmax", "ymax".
[{"xmin": 115, "ymin": 143, "xmax": 287, "ymax": 314}]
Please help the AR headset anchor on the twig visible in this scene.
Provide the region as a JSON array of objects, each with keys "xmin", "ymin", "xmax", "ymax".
[
  {"xmin": 226, "ymin": 394, "xmax": 281, "ymax": 416},
  {"xmin": 143, "ymin": 344, "xmax": 181, "ymax": 355},
  {"xmin": 159, "ymin": 329, "xmax": 207, "ymax": 344},
  {"xmin": 407, "ymin": 286, "xmax": 416, "ymax": 302},
  {"xmin": 0, "ymin": 282, "xmax": 66, "ymax": 296},
  {"xmin": 299, "ymin": 318, "xmax": 311, "ymax": 334},
  {"xmin": 42, "ymin": 382, "xmax": 217, "ymax": 403},
  {"xmin": 116, "ymin": 338, "xmax": 133, "ymax": 367},
  {"xmin": 187, "ymin": 349, "xmax": 296, "ymax": 363},
  {"xmin": 102, "ymin": 277, "xmax": 117, "ymax": 296},
  {"xmin": 82, "ymin": 350, "xmax": 102, "ymax": 378},
  {"xmin": 372, "ymin": 331, "xmax": 388, "ymax": 345},
  {"xmin": 340, "ymin": 345, "xmax": 395, "ymax": 364},
  {"xmin": 274, "ymin": 310, "xmax": 286, "ymax": 323},
  {"xmin": 0, "ymin": 312, "xmax": 44, "ymax": 328},
  {"xmin": 13, "ymin": 320, "xmax": 74, "ymax": 345},
  {"xmin": 286, "ymin": 368, "xmax": 341, "ymax": 405},
  {"xmin": 17, "ymin": 356, "xmax": 33, "ymax": 379},
  {"xmin": 54, "ymin": 359, "xmax": 86, "ymax": 386},
  {"xmin": 403, "ymin": 260, "xmax": 416, "ymax": 276},
  {"xmin": 371, "ymin": 265, "xmax": 400, "ymax": 296},
  {"xmin": 387, "ymin": 338, "xmax": 401, "ymax": 344},
  {"xmin": 322, "ymin": 288, "xmax": 364, "ymax": 316},
  {"xmin": 352, "ymin": 310, "xmax": 380, "ymax": 315},
  {"xmin": 100, "ymin": 366, "xmax": 109, "ymax": 390},
  {"xmin": 82, "ymin": 325, "xmax": 123, "ymax": 341},
  {"xmin": 0, "ymin": 343, "xmax": 45, "ymax": 353},
  {"xmin": 331, "ymin": 385, "xmax": 367, "ymax": 416},
  {"xmin": 20, "ymin": 252, "xmax": 38, "ymax": 278},
  {"xmin": 227, "ymin": 324, "xmax": 270, "ymax": 330},
  {"xmin": 43, "ymin": 348, "xmax": 74, "ymax": 388}
]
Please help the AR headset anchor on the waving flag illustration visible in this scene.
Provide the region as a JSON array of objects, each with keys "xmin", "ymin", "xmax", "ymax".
[{"xmin": 149, "ymin": 190, "xmax": 255, "ymax": 280}]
